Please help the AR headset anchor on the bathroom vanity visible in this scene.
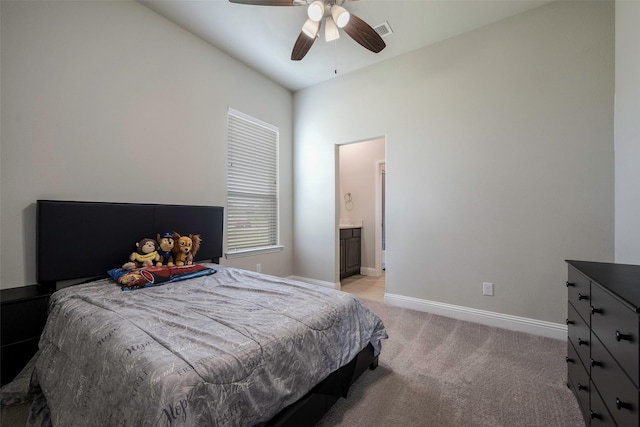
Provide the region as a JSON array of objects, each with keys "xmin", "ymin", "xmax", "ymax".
[{"xmin": 340, "ymin": 226, "xmax": 362, "ymax": 279}]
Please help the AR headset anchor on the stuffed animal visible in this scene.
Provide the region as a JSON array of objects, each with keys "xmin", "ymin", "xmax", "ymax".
[
  {"xmin": 122, "ymin": 238, "xmax": 160, "ymax": 270},
  {"xmin": 156, "ymin": 232, "xmax": 175, "ymax": 267},
  {"xmin": 172, "ymin": 232, "xmax": 201, "ymax": 266}
]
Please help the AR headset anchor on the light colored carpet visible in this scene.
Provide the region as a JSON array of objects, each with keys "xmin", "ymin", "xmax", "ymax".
[
  {"xmin": 317, "ymin": 299, "xmax": 584, "ymax": 427},
  {"xmin": 0, "ymin": 400, "xmax": 29, "ymax": 426}
]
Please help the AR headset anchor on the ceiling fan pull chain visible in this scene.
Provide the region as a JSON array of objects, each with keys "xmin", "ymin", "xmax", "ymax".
[{"xmin": 334, "ymin": 39, "xmax": 338, "ymax": 74}]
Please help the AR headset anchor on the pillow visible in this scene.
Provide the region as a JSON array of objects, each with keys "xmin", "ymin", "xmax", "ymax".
[{"xmin": 108, "ymin": 264, "xmax": 216, "ymax": 291}]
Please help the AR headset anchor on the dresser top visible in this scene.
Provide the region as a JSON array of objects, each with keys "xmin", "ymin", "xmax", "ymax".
[{"xmin": 567, "ymin": 260, "xmax": 640, "ymax": 311}]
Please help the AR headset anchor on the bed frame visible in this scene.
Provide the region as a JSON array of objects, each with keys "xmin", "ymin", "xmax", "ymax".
[{"xmin": 35, "ymin": 200, "xmax": 377, "ymax": 426}]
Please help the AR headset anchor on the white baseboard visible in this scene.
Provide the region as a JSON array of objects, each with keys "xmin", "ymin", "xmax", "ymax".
[
  {"xmin": 384, "ymin": 293, "xmax": 567, "ymax": 340},
  {"xmin": 359, "ymin": 267, "xmax": 377, "ymax": 276},
  {"xmin": 287, "ymin": 275, "xmax": 341, "ymax": 290}
]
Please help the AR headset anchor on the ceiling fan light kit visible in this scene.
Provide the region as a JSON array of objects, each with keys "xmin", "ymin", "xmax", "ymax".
[
  {"xmin": 331, "ymin": 5, "xmax": 350, "ymax": 28},
  {"xmin": 302, "ymin": 18, "xmax": 320, "ymax": 38},
  {"xmin": 307, "ymin": 1, "xmax": 324, "ymax": 21},
  {"xmin": 324, "ymin": 16, "xmax": 340, "ymax": 42},
  {"xmin": 229, "ymin": 0, "xmax": 385, "ymax": 61}
]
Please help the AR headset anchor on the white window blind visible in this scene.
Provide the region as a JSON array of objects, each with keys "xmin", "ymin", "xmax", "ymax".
[{"xmin": 226, "ymin": 109, "xmax": 279, "ymax": 255}]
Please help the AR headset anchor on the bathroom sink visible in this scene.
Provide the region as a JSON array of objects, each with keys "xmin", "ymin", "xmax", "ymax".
[{"xmin": 339, "ymin": 219, "xmax": 363, "ymax": 229}]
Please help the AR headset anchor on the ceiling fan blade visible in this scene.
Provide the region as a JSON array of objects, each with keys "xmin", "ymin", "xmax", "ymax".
[
  {"xmin": 342, "ymin": 13, "xmax": 386, "ymax": 53},
  {"xmin": 291, "ymin": 32, "xmax": 316, "ymax": 61},
  {"xmin": 229, "ymin": 0, "xmax": 302, "ymax": 5}
]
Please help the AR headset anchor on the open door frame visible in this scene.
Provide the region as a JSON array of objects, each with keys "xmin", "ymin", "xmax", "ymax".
[
  {"xmin": 336, "ymin": 136, "xmax": 387, "ymax": 282},
  {"xmin": 374, "ymin": 159, "xmax": 385, "ymax": 277}
]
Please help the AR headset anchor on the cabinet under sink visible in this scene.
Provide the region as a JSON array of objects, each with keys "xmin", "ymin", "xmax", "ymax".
[{"xmin": 340, "ymin": 227, "xmax": 361, "ymax": 279}]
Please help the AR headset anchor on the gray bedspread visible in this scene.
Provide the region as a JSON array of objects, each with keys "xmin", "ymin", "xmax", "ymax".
[{"xmin": 29, "ymin": 265, "xmax": 387, "ymax": 426}]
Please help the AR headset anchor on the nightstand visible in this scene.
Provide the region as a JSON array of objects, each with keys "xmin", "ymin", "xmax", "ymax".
[{"xmin": 1, "ymin": 285, "xmax": 53, "ymax": 386}]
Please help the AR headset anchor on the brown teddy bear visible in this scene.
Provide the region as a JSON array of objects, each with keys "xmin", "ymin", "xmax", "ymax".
[{"xmin": 172, "ymin": 232, "xmax": 201, "ymax": 266}]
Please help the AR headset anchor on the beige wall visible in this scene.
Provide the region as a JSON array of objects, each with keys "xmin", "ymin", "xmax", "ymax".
[
  {"xmin": 615, "ymin": 0, "xmax": 640, "ymax": 264},
  {"xmin": 294, "ymin": 0, "xmax": 615, "ymax": 324},
  {"xmin": 0, "ymin": 1, "xmax": 294, "ymax": 288}
]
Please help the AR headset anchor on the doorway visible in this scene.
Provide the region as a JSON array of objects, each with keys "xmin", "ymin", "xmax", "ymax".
[
  {"xmin": 337, "ymin": 137, "xmax": 386, "ymax": 293},
  {"xmin": 378, "ymin": 161, "xmax": 386, "ymax": 272}
]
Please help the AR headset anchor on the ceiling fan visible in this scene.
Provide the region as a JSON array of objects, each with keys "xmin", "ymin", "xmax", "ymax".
[{"xmin": 229, "ymin": 0, "xmax": 386, "ymax": 61}]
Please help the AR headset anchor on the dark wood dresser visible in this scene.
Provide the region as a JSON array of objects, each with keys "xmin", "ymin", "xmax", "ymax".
[
  {"xmin": 566, "ymin": 260, "xmax": 640, "ymax": 426},
  {"xmin": 1, "ymin": 284, "xmax": 53, "ymax": 386}
]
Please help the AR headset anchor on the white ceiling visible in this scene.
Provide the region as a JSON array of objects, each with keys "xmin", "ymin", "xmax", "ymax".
[{"xmin": 139, "ymin": 0, "xmax": 551, "ymax": 91}]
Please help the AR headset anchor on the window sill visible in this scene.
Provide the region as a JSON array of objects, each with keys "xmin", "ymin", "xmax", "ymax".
[{"xmin": 225, "ymin": 245, "xmax": 283, "ymax": 259}]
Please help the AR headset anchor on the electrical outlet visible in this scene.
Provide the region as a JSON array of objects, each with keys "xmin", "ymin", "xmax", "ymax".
[
  {"xmin": 256, "ymin": 263, "xmax": 262, "ymax": 273},
  {"xmin": 482, "ymin": 282, "xmax": 494, "ymax": 296}
]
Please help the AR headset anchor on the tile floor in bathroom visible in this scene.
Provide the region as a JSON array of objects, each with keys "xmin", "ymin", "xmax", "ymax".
[{"xmin": 340, "ymin": 273, "xmax": 385, "ymax": 302}]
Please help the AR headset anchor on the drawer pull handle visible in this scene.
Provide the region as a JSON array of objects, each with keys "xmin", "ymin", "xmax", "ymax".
[
  {"xmin": 566, "ymin": 281, "xmax": 574, "ymax": 287},
  {"xmin": 565, "ymin": 356, "xmax": 574, "ymax": 364},
  {"xmin": 578, "ymin": 293, "xmax": 588, "ymax": 301},
  {"xmin": 590, "ymin": 411, "xmax": 601, "ymax": 420},
  {"xmin": 591, "ymin": 359, "xmax": 602, "ymax": 367},
  {"xmin": 578, "ymin": 383, "xmax": 588, "ymax": 392},
  {"xmin": 616, "ymin": 398, "xmax": 632, "ymax": 411},
  {"xmin": 566, "ymin": 318, "xmax": 574, "ymax": 325},
  {"xmin": 591, "ymin": 306, "xmax": 603, "ymax": 315},
  {"xmin": 615, "ymin": 330, "xmax": 632, "ymax": 342},
  {"xmin": 578, "ymin": 338, "xmax": 588, "ymax": 346}
]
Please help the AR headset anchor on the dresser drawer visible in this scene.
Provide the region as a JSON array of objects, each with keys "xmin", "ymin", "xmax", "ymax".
[
  {"xmin": 568, "ymin": 302, "xmax": 590, "ymax": 367},
  {"xmin": 590, "ymin": 386, "xmax": 618, "ymax": 427},
  {"xmin": 567, "ymin": 266, "xmax": 591, "ymax": 324},
  {"xmin": 339, "ymin": 228, "xmax": 361, "ymax": 239},
  {"xmin": 0, "ymin": 338, "xmax": 39, "ymax": 385},
  {"xmin": 1, "ymin": 296, "xmax": 49, "ymax": 344},
  {"xmin": 591, "ymin": 283, "xmax": 639, "ymax": 386},
  {"xmin": 567, "ymin": 342, "xmax": 591, "ymax": 421},
  {"xmin": 591, "ymin": 333, "xmax": 639, "ymax": 427}
]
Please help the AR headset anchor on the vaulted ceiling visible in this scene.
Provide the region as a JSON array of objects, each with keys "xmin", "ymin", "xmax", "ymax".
[{"xmin": 140, "ymin": 0, "xmax": 551, "ymax": 91}]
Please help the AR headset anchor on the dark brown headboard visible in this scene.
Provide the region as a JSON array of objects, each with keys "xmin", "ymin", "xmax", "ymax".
[{"xmin": 36, "ymin": 200, "xmax": 224, "ymax": 286}]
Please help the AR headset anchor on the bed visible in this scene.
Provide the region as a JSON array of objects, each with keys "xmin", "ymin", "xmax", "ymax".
[{"xmin": 23, "ymin": 200, "xmax": 387, "ymax": 426}]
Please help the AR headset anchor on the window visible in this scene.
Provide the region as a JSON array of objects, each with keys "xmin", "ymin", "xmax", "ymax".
[{"xmin": 225, "ymin": 109, "xmax": 281, "ymax": 258}]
